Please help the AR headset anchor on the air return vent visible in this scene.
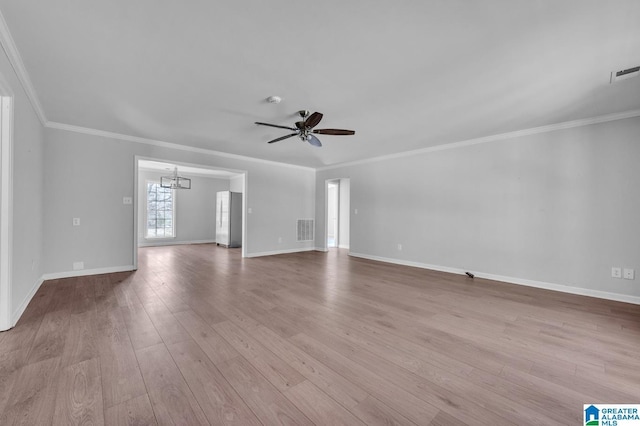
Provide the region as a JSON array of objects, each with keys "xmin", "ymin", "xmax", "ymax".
[
  {"xmin": 296, "ymin": 219, "xmax": 314, "ymax": 242},
  {"xmin": 610, "ymin": 65, "xmax": 640, "ymax": 83}
]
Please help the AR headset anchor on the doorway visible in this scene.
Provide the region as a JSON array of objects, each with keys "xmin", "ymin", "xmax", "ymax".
[
  {"xmin": 327, "ymin": 182, "xmax": 339, "ymax": 247},
  {"xmin": 326, "ymin": 178, "xmax": 350, "ymax": 250},
  {"xmin": 133, "ymin": 157, "xmax": 247, "ymax": 269}
]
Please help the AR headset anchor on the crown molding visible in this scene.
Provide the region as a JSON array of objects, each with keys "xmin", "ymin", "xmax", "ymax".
[
  {"xmin": 0, "ymin": 9, "xmax": 47, "ymax": 125},
  {"xmin": 317, "ymin": 108, "xmax": 640, "ymax": 171},
  {"xmin": 47, "ymin": 107, "xmax": 640, "ymax": 173},
  {"xmin": 46, "ymin": 121, "xmax": 315, "ymax": 171}
]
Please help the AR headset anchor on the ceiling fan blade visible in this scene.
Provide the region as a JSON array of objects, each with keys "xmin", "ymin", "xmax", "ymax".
[
  {"xmin": 313, "ymin": 128, "xmax": 355, "ymax": 135},
  {"xmin": 304, "ymin": 112, "xmax": 323, "ymax": 129},
  {"xmin": 268, "ymin": 133, "xmax": 297, "ymax": 144},
  {"xmin": 306, "ymin": 134, "xmax": 322, "ymax": 147},
  {"xmin": 255, "ymin": 122, "xmax": 297, "ymax": 131}
]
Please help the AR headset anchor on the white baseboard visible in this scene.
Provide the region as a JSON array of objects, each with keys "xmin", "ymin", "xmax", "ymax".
[
  {"xmin": 338, "ymin": 244, "xmax": 350, "ymax": 249},
  {"xmin": 245, "ymin": 247, "xmax": 318, "ymax": 258},
  {"xmin": 349, "ymin": 252, "xmax": 640, "ymax": 306},
  {"xmin": 138, "ymin": 239, "xmax": 216, "ymax": 247},
  {"xmin": 42, "ymin": 265, "xmax": 136, "ymax": 281},
  {"xmin": 11, "ymin": 276, "xmax": 44, "ymax": 326},
  {"xmin": 476, "ymin": 271, "xmax": 640, "ymax": 305}
]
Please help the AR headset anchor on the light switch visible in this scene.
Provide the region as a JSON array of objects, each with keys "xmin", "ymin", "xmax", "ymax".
[
  {"xmin": 73, "ymin": 218, "xmax": 80, "ymax": 226},
  {"xmin": 248, "ymin": 207, "xmax": 252, "ymax": 214}
]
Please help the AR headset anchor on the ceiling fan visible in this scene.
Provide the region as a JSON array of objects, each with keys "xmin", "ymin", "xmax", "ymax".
[{"xmin": 255, "ymin": 110, "xmax": 355, "ymax": 147}]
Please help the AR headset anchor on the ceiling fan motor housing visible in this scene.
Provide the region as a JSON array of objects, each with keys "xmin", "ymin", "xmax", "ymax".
[{"xmin": 255, "ymin": 110, "xmax": 354, "ymax": 147}]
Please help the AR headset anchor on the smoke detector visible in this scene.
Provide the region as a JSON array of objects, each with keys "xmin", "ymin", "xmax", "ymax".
[
  {"xmin": 266, "ymin": 96, "xmax": 282, "ymax": 104},
  {"xmin": 610, "ymin": 66, "xmax": 640, "ymax": 83}
]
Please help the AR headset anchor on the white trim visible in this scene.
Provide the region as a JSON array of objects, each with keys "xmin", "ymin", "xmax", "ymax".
[
  {"xmin": 326, "ymin": 179, "xmax": 340, "ymax": 249},
  {"xmin": 317, "ymin": 109, "xmax": 640, "ymax": 171},
  {"xmin": 244, "ymin": 247, "xmax": 318, "ymax": 258},
  {"xmin": 350, "ymin": 252, "xmax": 462, "ymax": 274},
  {"xmin": 138, "ymin": 166, "xmax": 235, "ymax": 180},
  {"xmin": 314, "ymin": 247, "xmax": 329, "ymax": 253},
  {"xmin": 41, "ymin": 265, "xmax": 135, "ymax": 281},
  {"xmin": 134, "ymin": 155, "xmax": 249, "ymax": 265},
  {"xmin": 320, "ymin": 180, "xmax": 330, "ymax": 252},
  {"xmin": 338, "ymin": 244, "xmax": 350, "ymax": 249},
  {"xmin": 348, "ymin": 252, "xmax": 640, "ymax": 306},
  {"xmin": 475, "ymin": 271, "xmax": 640, "ymax": 306},
  {"xmin": 0, "ymin": 10, "xmax": 47, "ymax": 125},
  {"xmin": 47, "ymin": 121, "xmax": 314, "ymax": 171},
  {"xmin": 240, "ymin": 173, "xmax": 248, "ymax": 258},
  {"xmin": 0, "ymin": 92, "xmax": 13, "ymax": 331},
  {"xmin": 138, "ymin": 239, "xmax": 216, "ymax": 248},
  {"xmin": 11, "ymin": 276, "xmax": 44, "ymax": 326},
  {"xmin": 133, "ymin": 157, "xmax": 138, "ymax": 269},
  {"xmin": 47, "ymin": 109, "xmax": 640, "ymax": 173}
]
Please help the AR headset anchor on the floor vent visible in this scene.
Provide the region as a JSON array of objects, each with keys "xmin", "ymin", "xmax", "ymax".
[
  {"xmin": 297, "ymin": 219, "xmax": 314, "ymax": 242},
  {"xmin": 610, "ymin": 65, "xmax": 640, "ymax": 83}
]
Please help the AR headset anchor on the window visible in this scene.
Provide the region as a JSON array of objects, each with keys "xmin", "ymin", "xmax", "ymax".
[{"xmin": 146, "ymin": 181, "xmax": 174, "ymax": 238}]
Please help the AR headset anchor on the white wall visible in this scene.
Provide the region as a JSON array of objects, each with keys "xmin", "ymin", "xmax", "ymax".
[
  {"xmin": 0, "ymin": 52, "xmax": 45, "ymax": 326},
  {"xmin": 43, "ymin": 127, "xmax": 316, "ymax": 276},
  {"xmin": 138, "ymin": 169, "xmax": 229, "ymax": 246},
  {"xmin": 316, "ymin": 116, "xmax": 640, "ymax": 301},
  {"xmin": 229, "ymin": 175, "xmax": 244, "ymax": 193}
]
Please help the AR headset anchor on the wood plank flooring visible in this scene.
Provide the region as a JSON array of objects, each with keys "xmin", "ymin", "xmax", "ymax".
[{"xmin": 1, "ymin": 244, "xmax": 639, "ymax": 425}]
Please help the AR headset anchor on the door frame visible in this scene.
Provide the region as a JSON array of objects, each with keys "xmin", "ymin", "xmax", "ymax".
[
  {"xmin": 133, "ymin": 156, "xmax": 248, "ymax": 269},
  {"xmin": 324, "ymin": 178, "xmax": 351, "ymax": 251},
  {"xmin": 0, "ymin": 77, "xmax": 14, "ymax": 331},
  {"xmin": 326, "ymin": 180, "xmax": 340, "ymax": 248}
]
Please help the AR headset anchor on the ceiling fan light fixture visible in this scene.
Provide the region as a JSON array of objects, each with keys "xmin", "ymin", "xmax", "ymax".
[{"xmin": 266, "ymin": 96, "xmax": 282, "ymax": 104}]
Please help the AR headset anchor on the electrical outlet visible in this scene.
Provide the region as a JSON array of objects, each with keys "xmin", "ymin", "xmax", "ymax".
[
  {"xmin": 123, "ymin": 196, "xmax": 132, "ymax": 205},
  {"xmin": 248, "ymin": 207, "xmax": 252, "ymax": 214},
  {"xmin": 623, "ymin": 268, "xmax": 635, "ymax": 280},
  {"xmin": 611, "ymin": 267, "xmax": 622, "ymax": 278},
  {"xmin": 72, "ymin": 218, "xmax": 80, "ymax": 226},
  {"xmin": 278, "ymin": 237, "xmax": 283, "ymax": 243},
  {"xmin": 73, "ymin": 261, "xmax": 84, "ymax": 271},
  {"xmin": 354, "ymin": 208, "xmax": 358, "ymax": 215},
  {"xmin": 397, "ymin": 243, "xmax": 402, "ymax": 251}
]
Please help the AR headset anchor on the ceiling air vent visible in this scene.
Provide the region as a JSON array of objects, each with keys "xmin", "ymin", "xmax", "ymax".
[
  {"xmin": 296, "ymin": 219, "xmax": 314, "ymax": 242},
  {"xmin": 610, "ymin": 65, "xmax": 640, "ymax": 83}
]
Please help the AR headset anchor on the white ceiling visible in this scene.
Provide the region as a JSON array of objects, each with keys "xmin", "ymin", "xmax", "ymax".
[{"xmin": 1, "ymin": 1, "xmax": 639, "ymax": 168}]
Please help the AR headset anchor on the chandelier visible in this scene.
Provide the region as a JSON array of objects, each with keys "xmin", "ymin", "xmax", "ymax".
[{"xmin": 160, "ymin": 167, "xmax": 191, "ymax": 190}]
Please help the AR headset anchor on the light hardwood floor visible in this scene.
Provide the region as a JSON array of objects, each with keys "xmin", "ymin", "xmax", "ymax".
[{"xmin": 1, "ymin": 244, "xmax": 639, "ymax": 425}]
